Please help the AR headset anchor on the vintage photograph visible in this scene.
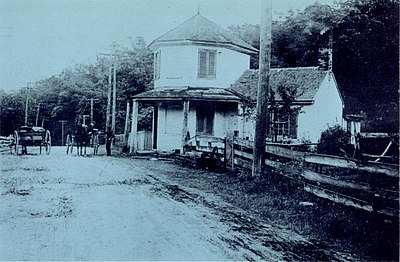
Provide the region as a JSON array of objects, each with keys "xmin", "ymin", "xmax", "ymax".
[{"xmin": 0, "ymin": 0, "xmax": 398, "ymax": 260}]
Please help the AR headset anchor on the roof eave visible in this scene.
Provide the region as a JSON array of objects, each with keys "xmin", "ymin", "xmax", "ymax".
[{"xmin": 149, "ymin": 39, "xmax": 258, "ymax": 55}]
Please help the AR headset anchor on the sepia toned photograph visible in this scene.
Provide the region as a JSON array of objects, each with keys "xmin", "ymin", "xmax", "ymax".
[{"xmin": 0, "ymin": 0, "xmax": 398, "ymax": 260}]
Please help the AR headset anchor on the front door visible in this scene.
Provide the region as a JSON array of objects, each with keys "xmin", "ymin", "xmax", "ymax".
[{"xmin": 196, "ymin": 105, "xmax": 214, "ymax": 136}]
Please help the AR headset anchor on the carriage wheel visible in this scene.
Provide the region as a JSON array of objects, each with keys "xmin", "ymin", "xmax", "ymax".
[
  {"xmin": 13, "ymin": 131, "xmax": 20, "ymax": 156},
  {"xmin": 45, "ymin": 130, "xmax": 51, "ymax": 155},
  {"xmin": 66, "ymin": 134, "xmax": 71, "ymax": 155},
  {"xmin": 93, "ymin": 134, "xmax": 99, "ymax": 155}
]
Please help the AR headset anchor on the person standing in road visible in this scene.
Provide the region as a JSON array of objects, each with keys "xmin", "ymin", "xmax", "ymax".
[{"xmin": 105, "ymin": 128, "xmax": 114, "ymax": 156}]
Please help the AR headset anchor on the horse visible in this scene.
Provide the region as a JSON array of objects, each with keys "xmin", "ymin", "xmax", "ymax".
[{"xmin": 74, "ymin": 124, "xmax": 89, "ymax": 156}]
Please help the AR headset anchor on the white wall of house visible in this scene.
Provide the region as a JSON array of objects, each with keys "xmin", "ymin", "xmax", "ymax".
[
  {"xmin": 214, "ymin": 107, "xmax": 239, "ymax": 138},
  {"xmin": 156, "ymin": 104, "xmax": 183, "ymax": 151},
  {"xmin": 154, "ymin": 102, "xmax": 240, "ymax": 151},
  {"xmin": 297, "ymin": 74, "xmax": 343, "ymax": 142},
  {"xmin": 155, "ymin": 103, "xmax": 197, "ymax": 151},
  {"xmin": 237, "ymin": 104, "xmax": 256, "ymax": 140},
  {"xmin": 154, "ymin": 45, "xmax": 250, "ymax": 88}
]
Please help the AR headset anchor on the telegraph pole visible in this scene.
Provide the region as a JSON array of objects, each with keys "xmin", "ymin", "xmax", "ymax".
[
  {"xmin": 112, "ymin": 57, "xmax": 117, "ymax": 133},
  {"xmin": 86, "ymin": 98, "xmax": 99, "ymax": 124},
  {"xmin": 98, "ymin": 49, "xmax": 129, "ymax": 132},
  {"xmin": 35, "ymin": 102, "xmax": 41, "ymax": 126},
  {"xmin": 24, "ymin": 85, "xmax": 29, "ymax": 125},
  {"xmin": 252, "ymin": 0, "xmax": 272, "ymax": 177},
  {"xmin": 106, "ymin": 64, "xmax": 112, "ymax": 131},
  {"xmin": 59, "ymin": 120, "xmax": 67, "ymax": 146}
]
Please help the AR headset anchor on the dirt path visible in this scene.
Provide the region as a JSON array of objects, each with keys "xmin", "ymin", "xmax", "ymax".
[{"xmin": 0, "ymin": 147, "xmax": 354, "ymax": 260}]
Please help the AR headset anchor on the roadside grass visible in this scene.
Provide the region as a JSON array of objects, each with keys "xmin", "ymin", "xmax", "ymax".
[{"xmin": 148, "ymin": 156, "xmax": 399, "ymax": 261}]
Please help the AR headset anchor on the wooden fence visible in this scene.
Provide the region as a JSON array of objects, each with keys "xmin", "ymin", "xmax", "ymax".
[{"xmin": 191, "ymin": 136, "xmax": 399, "ymax": 217}]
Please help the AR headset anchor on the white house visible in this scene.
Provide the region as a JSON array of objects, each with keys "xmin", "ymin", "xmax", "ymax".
[
  {"xmin": 231, "ymin": 67, "xmax": 344, "ymax": 143},
  {"xmin": 128, "ymin": 13, "xmax": 343, "ymax": 153},
  {"xmin": 130, "ymin": 13, "xmax": 257, "ymax": 153}
]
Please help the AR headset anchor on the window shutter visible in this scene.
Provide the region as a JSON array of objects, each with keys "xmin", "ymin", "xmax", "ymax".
[
  {"xmin": 154, "ymin": 51, "xmax": 161, "ymax": 79},
  {"xmin": 208, "ymin": 51, "xmax": 216, "ymax": 77},
  {"xmin": 198, "ymin": 50, "xmax": 207, "ymax": 78}
]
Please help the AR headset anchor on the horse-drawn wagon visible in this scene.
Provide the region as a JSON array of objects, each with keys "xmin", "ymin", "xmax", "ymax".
[
  {"xmin": 10, "ymin": 126, "xmax": 51, "ymax": 155},
  {"xmin": 66, "ymin": 125, "xmax": 99, "ymax": 156}
]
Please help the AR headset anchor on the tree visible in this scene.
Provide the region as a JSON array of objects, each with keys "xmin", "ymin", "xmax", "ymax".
[
  {"xmin": 333, "ymin": 0, "xmax": 399, "ymax": 132},
  {"xmin": 0, "ymin": 37, "xmax": 154, "ymax": 144},
  {"xmin": 317, "ymin": 125, "xmax": 351, "ymax": 156}
]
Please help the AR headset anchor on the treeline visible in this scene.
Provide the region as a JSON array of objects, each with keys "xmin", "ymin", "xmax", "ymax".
[
  {"xmin": 0, "ymin": 0, "xmax": 398, "ymax": 145},
  {"xmin": 0, "ymin": 38, "xmax": 154, "ymax": 145},
  {"xmin": 228, "ymin": 0, "xmax": 399, "ymax": 132}
]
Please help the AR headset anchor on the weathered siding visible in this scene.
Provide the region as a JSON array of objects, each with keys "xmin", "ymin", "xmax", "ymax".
[
  {"xmin": 157, "ymin": 104, "xmax": 183, "ymax": 151},
  {"xmin": 297, "ymin": 74, "xmax": 343, "ymax": 142},
  {"xmin": 214, "ymin": 103, "xmax": 239, "ymax": 137},
  {"xmin": 154, "ymin": 45, "xmax": 250, "ymax": 89}
]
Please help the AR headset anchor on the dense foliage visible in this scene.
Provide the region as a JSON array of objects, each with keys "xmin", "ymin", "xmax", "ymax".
[
  {"xmin": 317, "ymin": 125, "xmax": 351, "ymax": 156},
  {"xmin": 0, "ymin": 0, "xmax": 398, "ymax": 145},
  {"xmin": 229, "ymin": 0, "xmax": 399, "ymax": 132},
  {"xmin": 0, "ymin": 38, "xmax": 153, "ymax": 145}
]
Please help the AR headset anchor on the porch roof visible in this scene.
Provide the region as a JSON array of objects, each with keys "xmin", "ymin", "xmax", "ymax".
[{"xmin": 133, "ymin": 86, "xmax": 242, "ymax": 102}]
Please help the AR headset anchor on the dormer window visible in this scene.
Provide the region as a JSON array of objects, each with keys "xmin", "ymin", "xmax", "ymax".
[
  {"xmin": 154, "ymin": 50, "xmax": 161, "ymax": 80},
  {"xmin": 198, "ymin": 49, "xmax": 216, "ymax": 79}
]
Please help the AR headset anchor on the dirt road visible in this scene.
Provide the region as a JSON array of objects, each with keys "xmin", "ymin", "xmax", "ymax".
[{"xmin": 0, "ymin": 146, "xmax": 353, "ymax": 260}]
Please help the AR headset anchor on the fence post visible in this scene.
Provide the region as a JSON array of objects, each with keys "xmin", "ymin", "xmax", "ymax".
[
  {"xmin": 129, "ymin": 100, "xmax": 138, "ymax": 154},
  {"xmin": 224, "ymin": 136, "xmax": 227, "ymax": 169},
  {"xmin": 124, "ymin": 100, "xmax": 131, "ymax": 146},
  {"xmin": 231, "ymin": 135, "xmax": 235, "ymax": 169},
  {"xmin": 181, "ymin": 100, "xmax": 189, "ymax": 154}
]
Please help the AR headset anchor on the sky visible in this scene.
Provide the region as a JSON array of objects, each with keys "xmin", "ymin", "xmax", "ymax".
[{"xmin": 0, "ymin": 0, "xmax": 336, "ymax": 92}]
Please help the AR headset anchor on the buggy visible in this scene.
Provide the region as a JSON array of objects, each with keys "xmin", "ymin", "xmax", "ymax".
[{"xmin": 10, "ymin": 126, "xmax": 51, "ymax": 155}]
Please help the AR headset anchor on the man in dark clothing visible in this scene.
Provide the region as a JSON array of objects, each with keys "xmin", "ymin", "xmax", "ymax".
[{"xmin": 105, "ymin": 128, "xmax": 114, "ymax": 156}]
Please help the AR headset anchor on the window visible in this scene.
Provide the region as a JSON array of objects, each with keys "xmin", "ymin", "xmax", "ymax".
[
  {"xmin": 196, "ymin": 106, "xmax": 214, "ymax": 135},
  {"xmin": 272, "ymin": 121, "xmax": 289, "ymax": 136},
  {"xmin": 270, "ymin": 110, "xmax": 289, "ymax": 137},
  {"xmin": 269, "ymin": 108, "xmax": 298, "ymax": 140},
  {"xmin": 154, "ymin": 50, "xmax": 161, "ymax": 79},
  {"xmin": 198, "ymin": 49, "xmax": 216, "ymax": 79}
]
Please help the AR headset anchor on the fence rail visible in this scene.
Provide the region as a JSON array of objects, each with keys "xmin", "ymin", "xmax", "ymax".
[{"xmin": 191, "ymin": 136, "xmax": 399, "ymax": 217}]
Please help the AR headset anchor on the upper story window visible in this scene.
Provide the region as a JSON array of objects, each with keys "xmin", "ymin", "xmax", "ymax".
[
  {"xmin": 198, "ymin": 49, "xmax": 216, "ymax": 79},
  {"xmin": 154, "ymin": 50, "xmax": 161, "ymax": 80}
]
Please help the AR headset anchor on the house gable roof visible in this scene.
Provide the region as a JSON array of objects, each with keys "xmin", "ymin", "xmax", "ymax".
[
  {"xmin": 149, "ymin": 13, "xmax": 258, "ymax": 54},
  {"xmin": 230, "ymin": 67, "xmax": 329, "ymax": 104}
]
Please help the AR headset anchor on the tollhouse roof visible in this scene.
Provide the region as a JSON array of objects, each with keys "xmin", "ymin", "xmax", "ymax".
[
  {"xmin": 230, "ymin": 67, "xmax": 328, "ymax": 103},
  {"xmin": 149, "ymin": 13, "xmax": 258, "ymax": 54},
  {"xmin": 134, "ymin": 86, "xmax": 242, "ymax": 102}
]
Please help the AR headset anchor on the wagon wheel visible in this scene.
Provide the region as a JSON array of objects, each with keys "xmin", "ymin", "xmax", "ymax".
[
  {"xmin": 13, "ymin": 131, "xmax": 20, "ymax": 155},
  {"xmin": 45, "ymin": 130, "xmax": 51, "ymax": 155},
  {"xmin": 93, "ymin": 134, "xmax": 99, "ymax": 155},
  {"xmin": 66, "ymin": 134, "xmax": 71, "ymax": 155}
]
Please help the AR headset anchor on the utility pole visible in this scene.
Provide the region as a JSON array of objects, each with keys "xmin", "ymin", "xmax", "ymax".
[
  {"xmin": 106, "ymin": 63, "xmax": 112, "ymax": 131},
  {"xmin": 98, "ymin": 49, "xmax": 129, "ymax": 133},
  {"xmin": 86, "ymin": 98, "xmax": 99, "ymax": 124},
  {"xmin": 112, "ymin": 57, "xmax": 117, "ymax": 133},
  {"xmin": 252, "ymin": 0, "xmax": 272, "ymax": 177},
  {"xmin": 59, "ymin": 120, "xmax": 67, "ymax": 146},
  {"xmin": 35, "ymin": 102, "xmax": 41, "ymax": 126},
  {"xmin": 24, "ymin": 85, "xmax": 29, "ymax": 125}
]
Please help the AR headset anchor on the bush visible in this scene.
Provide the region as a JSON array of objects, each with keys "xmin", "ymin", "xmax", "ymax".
[{"xmin": 317, "ymin": 125, "xmax": 352, "ymax": 156}]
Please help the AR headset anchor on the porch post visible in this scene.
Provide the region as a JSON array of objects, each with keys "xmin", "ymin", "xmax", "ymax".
[
  {"xmin": 181, "ymin": 100, "xmax": 190, "ymax": 154},
  {"xmin": 124, "ymin": 100, "xmax": 131, "ymax": 147},
  {"xmin": 129, "ymin": 99, "xmax": 138, "ymax": 154}
]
